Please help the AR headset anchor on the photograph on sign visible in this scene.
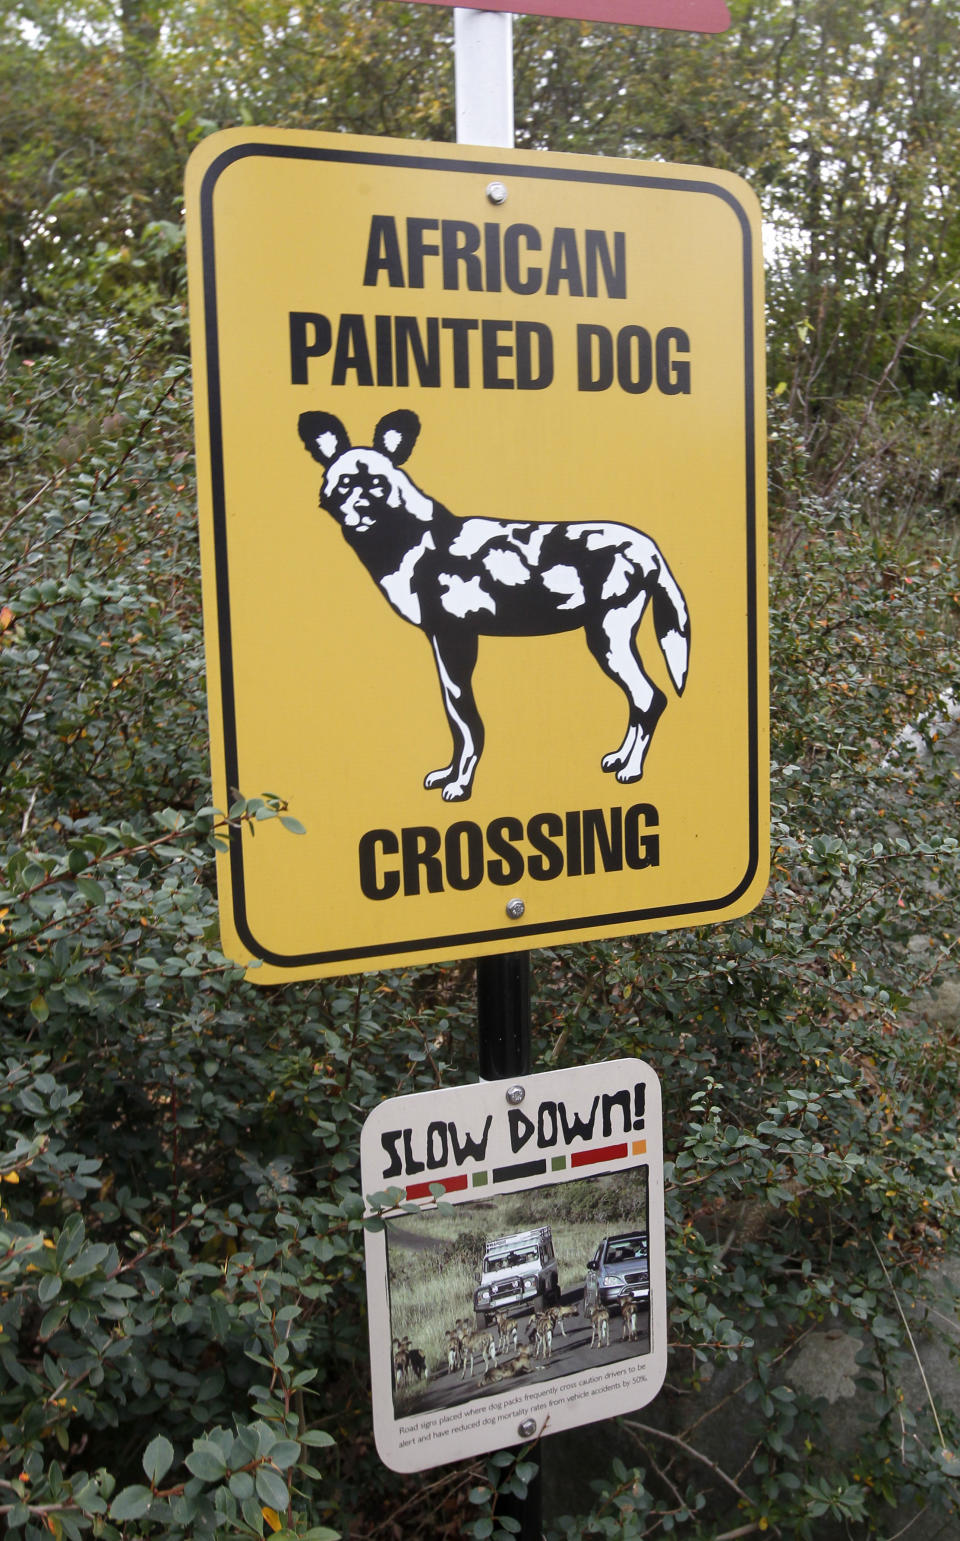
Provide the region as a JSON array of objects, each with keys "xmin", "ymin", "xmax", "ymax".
[
  {"xmin": 186, "ymin": 129, "xmax": 768, "ymax": 980},
  {"xmin": 386, "ymin": 1171, "xmax": 652, "ymax": 1419},
  {"xmin": 360, "ymin": 1060, "xmax": 665, "ymax": 1472}
]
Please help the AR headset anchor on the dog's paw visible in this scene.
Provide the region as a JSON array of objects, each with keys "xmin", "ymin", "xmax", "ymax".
[
  {"xmin": 615, "ymin": 735, "xmax": 651, "ymax": 783},
  {"xmin": 441, "ymin": 782, "xmax": 471, "ymax": 802},
  {"xmin": 601, "ymin": 751, "xmax": 625, "ymax": 772},
  {"xmin": 424, "ymin": 767, "xmax": 452, "ymax": 790}
]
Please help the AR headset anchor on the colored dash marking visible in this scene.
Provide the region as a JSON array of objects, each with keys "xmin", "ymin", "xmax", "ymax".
[
  {"xmin": 492, "ymin": 1159, "xmax": 547, "ymax": 1183},
  {"xmin": 571, "ymin": 1143, "xmax": 629, "ymax": 1168},
  {"xmin": 405, "ymin": 1174, "xmax": 469, "ymax": 1200},
  {"xmin": 551, "ymin": 1155, "xmax": 567, "ymax": 1171},
  {"xmin": 472, "ymin": 1171, "xmax": 489, "ymax": 1187},
  {"xmin": 632, "ymin": 1140, "xmax": 647, "ymax": 1156}
]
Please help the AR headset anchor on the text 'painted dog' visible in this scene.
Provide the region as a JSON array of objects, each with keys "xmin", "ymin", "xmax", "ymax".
[{"xmin": 298, "ymin": 409, "xmax": 691, "ymax": 802}]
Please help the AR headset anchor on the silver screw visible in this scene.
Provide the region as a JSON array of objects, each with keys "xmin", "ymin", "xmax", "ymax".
[
  {"xmin": 505, "ymin": 1085, "xmax": 525, "ymax": 1106},
  {"xmin": 486, "ymin": 180, "xmax": 508, "ymax": 205},
  {"xmin": 518, "ymin": 1418, "xmax": 537, "ymax": 1438},
  {"xmin": 506, "ymin": 897, "xmax": 525, "ymax": 920}
]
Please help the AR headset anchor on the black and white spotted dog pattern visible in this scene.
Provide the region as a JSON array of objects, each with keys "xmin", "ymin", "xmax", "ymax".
[{"xmin": 298, "ymin": 409, "xmax": 691, "ymax": 802}]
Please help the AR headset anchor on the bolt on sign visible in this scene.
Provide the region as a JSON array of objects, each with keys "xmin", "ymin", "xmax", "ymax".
[
  {"xmin": 360, "ymin": 1059, "xmax": 665, "ymax": 1470},
  {"xmin": 185, "ymin": 129, "xmax": 768, "ymax": 982}
]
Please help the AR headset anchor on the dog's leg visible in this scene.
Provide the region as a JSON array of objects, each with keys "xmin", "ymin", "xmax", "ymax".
[
  {"xmin": 424, "ymin": 632, "xmax": 484, "ymax": 801},
  {"xmin": 585, "ymin": 603, "xmax": 667, "ymax": 782}
]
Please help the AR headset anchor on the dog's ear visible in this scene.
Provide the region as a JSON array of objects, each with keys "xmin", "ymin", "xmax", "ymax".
[
  {"xmin": 298, "ymin": 412, "xmax": 350, "ymax": 467},
  {"xmin": 373, "ymin": 409, "xmax": 420, "ymax": 466}
]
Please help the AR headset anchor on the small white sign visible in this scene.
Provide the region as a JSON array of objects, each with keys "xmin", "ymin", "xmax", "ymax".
[{"xmin": 361, "ymin": 1059, "xmax": 665, "ymax": 1472}]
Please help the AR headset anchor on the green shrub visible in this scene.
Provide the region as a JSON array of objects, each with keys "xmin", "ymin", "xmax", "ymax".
[{"xmin": 2, "ymin": 226, "xmax": 960, "ymax": 1539}]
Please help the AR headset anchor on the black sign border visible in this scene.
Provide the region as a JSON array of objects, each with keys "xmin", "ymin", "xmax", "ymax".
[{"xmin": 196, "ymin": 138, "xmax": 763, "ymax": 969}]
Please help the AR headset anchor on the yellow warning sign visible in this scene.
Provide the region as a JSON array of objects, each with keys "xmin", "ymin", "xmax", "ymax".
[{"xmin": 185, "ymin": 129, "xmax": 768, "ymax": 981}]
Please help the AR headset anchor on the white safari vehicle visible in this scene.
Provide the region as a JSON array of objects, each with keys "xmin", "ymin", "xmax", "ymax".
[{"xmin": 473, "ymin": 1226, "xmax": 560, "ymax": 1326}]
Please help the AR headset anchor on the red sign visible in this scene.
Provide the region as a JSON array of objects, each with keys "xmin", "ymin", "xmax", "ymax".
[{"xmin": 419, "ymin": 0, "xmax": 730, "ymax": 29}]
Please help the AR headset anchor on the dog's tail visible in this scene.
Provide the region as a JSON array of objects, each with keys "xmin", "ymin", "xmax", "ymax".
[{"xmin": 650, "ymin": 552, "xmax": 690, "ymax": 696}]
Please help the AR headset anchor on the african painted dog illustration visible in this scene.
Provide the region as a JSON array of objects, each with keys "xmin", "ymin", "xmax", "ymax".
[{"xmin": 298, "ymin": 409, "xmax": 691, "ymax": 802}]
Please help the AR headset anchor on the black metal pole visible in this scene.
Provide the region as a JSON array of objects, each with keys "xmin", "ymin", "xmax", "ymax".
[
  {"xmin": 477, "ymin": 951, "xmax": 531, "ymax": 1081},
  {"xmin": 476, "ymin": 951, "xmax": 542, "ymax": 1541}
]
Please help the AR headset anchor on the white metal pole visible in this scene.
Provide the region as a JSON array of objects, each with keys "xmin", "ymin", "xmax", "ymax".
[
  {"xmin": 455, "ymin": 13, "xmax": 535, "ymax": 1536},
  {"xmin": 454, "ymin": 8, "xmax": 514, "ymax": 148}
]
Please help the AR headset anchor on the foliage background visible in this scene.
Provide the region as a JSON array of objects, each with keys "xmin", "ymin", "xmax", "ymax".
[{"xmin": 1, "ymin": 0, "xmax": 959, "ymax": 1536}]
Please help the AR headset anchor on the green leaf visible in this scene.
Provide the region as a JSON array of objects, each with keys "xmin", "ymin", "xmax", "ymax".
[
  {"xmin": 241, "ymin": 1495, "xmax": 265, "ymax": 1530},
  {"xmin": 268, "ymin": 1438, "xmax": 301, "ymax": 1469},
  {"xmin": 255, "ymin": 1464, "xmax": 290, "ymax": 1511},
  {"xmin": 42, "ymin": 1302, "xmax": 71, "ymax": 1337},
  {"xmin": 229, "ymin": 1470, "xmax": 255, "ymax": 1500},
  {"xmin": 143, "ymin": 1433, "xmax": 175, "ymax": 1484},
  {"xmin": 109, "ymin": 1484, "xmax": 153, "ymax": 1521},
  {"xmin": 37, "ymin": 1271, "xmax": 62, "ymax": 1304},
  {"xmin": 185, "ymin": 1443, "xmax": 227, "ymax": 1481},
  {"xmin": 75, "ymin": 876, "xmax": 105, "ymax": 906}
]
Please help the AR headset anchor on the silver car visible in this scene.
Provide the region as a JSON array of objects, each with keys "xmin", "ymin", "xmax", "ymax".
[{"xmin": 583, "ymin": 1231, "xmax": 650, "ymax": 1314}]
